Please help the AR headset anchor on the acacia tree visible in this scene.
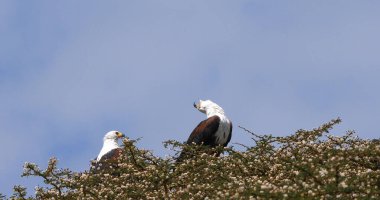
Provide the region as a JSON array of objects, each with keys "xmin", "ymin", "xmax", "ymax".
[{"xmin": 5, "ymin": 119, "xmax": 380, "ymax": 199}]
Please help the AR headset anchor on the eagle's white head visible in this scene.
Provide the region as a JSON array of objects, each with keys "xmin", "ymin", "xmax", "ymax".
[
  {"xmin": 103, "ymin": 130, "xmax": 124, "ymax": 142},
  {"xmin": 193, "ymin": 99, "xmax": 225, "ymax": 117}
]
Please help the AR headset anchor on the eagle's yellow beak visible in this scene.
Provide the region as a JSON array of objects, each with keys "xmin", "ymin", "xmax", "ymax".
[
  {"xmin": 116, "ymin": 132, "xmax": 125, "ymax": 138},
  {"xmin": 193, "ymin": 102, "xmax": 200, "ymax": 109}
]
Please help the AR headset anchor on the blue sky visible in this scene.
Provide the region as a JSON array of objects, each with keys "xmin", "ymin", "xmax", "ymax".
[{"xmin": 1, "ymin": 1, "xmax": 380, "ymax": 196}]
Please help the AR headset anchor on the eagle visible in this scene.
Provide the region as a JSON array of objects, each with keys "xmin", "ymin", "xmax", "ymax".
[
  {"xmin": 93, "ymin": 130, "xmax": 125, "ymax": 170},
  {"xmin": 177, "ymin": 100, "xmax": 232, "ymax": 162}
]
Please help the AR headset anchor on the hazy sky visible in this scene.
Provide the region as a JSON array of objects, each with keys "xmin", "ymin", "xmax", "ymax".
[{"xmin": 1, "ymin": 1, "xmax": 380, "ymax": 196}]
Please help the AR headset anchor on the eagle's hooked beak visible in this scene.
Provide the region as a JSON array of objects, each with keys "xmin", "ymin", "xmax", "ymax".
[
  {"xmin": 116, "ymin": 132, "xmax": 125, "ymax": 138},
  {"xmin": 194, "ymin": 101, "xmax": 202, "ymax": 110}
]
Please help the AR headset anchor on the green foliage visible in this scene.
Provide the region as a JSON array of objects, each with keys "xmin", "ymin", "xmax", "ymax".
[{"xmin": 6, "ymin": 119, "xmax": 380, "ymax": 199}]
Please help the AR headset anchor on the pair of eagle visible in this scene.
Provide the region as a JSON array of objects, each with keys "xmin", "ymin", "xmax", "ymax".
[{"xmin": 95, "ymin": 100, "xmax": 232, "ymax": 167}]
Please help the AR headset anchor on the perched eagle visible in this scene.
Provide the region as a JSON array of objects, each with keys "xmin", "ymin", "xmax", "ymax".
[
  {"xmin": 93, "ymin": 131, "xmax": 125, "ymax": 170},
  {"xmin": 177, "ymin": 100, "xmax": 232, "ymax": 162}
]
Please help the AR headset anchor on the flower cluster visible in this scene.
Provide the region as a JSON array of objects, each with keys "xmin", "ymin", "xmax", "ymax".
[{"xmin": 6, "ymin": 119, "xmax": 380, "ymax": 199}]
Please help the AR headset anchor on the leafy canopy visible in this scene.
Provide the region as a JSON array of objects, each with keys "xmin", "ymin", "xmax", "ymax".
[{"xmin": 4, "ymin": 119, "xmax": 380, "ymax": 199}]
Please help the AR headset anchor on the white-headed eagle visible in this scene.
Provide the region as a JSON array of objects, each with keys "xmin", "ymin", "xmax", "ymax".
[
  {"xmin": 177, "ymin": 100, "xmax": 232, "ymax": 162},
  {"xmin": 93, "ymin": 130, "xmax": 125, "ymax": 170}
]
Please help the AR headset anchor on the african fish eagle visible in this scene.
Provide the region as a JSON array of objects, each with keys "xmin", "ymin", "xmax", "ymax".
[
  {"xmin": 94, "ymin": 131, "xmax": 125, "ymax": 169},
  {"xmin": 177, "ymin": 100, "xmax": 232, "ymax": 162}
]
